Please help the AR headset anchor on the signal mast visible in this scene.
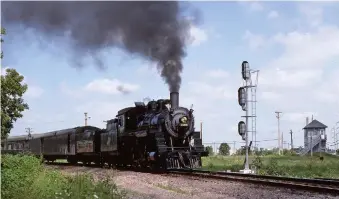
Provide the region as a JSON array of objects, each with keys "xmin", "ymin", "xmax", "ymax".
[{"xmin": 237, "ymin": 61, "xmax": 259, "ymax": 174}]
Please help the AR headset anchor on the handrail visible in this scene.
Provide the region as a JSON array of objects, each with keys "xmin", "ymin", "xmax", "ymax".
[{"xmin": 301, "ymin": 135, "xmax": 322, "ymax": 155}]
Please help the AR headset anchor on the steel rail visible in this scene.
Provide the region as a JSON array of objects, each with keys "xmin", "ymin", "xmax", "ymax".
[
  {"xmin": 167, "ymin": 169, "xmax": 339, "ymax": 196},
  {"xmin": 168, "ymin": 168, "xmax": 339, "ymax": 186},
  {"xmin": 44, "ymin": 162, "xmax": 339, "ymax": 195}
]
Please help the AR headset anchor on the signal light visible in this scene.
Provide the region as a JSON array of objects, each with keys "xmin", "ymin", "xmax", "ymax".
[
  {"xmin": 238, "ymin": 121, "xmax": 246, "ymax": 140},
  {"xmin": 241, "ymin": 61, "xmax": 250, "ymax": 80},
  {"xmin": 238, "ymin": 87, "xmax": 246, "ymax": 106}
]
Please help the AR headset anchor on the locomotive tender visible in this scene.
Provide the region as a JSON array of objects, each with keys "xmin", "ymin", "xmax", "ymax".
[{"xmin": 1, "ymin": 92, "xmax": 208, "ymax": 170}]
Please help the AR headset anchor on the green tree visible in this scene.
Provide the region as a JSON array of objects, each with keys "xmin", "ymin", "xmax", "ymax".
[
  {"xmin": 218, "ymin": 143, "xmax": 230, "ymax": 156},
  {"xmin": 205, "ymin": 146, "xmax": 214, "ymax": 156},
  {"xmin": 1, "ymin": 28, "xmax": 29, "ymax": 138},
  {"xmin": 235, "ymin": 147, "xmax": 246, "ymax": 155}
]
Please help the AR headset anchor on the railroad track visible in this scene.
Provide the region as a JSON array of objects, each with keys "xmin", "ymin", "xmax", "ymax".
[
  {"xmin": 46, "ymin": 162, "xmax": 339, "ymax": 196},
  {"xmin": 168, "ymin": 169, "xmax": 339, "ymax": 196}
]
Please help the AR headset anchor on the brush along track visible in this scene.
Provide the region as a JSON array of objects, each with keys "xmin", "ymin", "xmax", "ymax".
[{"xmin": 167, "ymin": 169, "xmax": 339, "ymax": 196}]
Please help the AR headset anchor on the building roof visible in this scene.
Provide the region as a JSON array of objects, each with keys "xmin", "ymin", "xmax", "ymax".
[{"xmin": 303, "ymin": 119, "xmax": 328, "ymax": 129}]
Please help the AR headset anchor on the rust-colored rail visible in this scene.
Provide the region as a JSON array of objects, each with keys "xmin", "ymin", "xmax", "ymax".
[{"xmin": 167, "ymin": 169, "xmax": 339, "ymax": 196}]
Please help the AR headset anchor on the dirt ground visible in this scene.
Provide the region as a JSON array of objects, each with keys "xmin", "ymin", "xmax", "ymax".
[{"xmin": 46, "ymin": 165, "xmax": 339, "ymax": 199}]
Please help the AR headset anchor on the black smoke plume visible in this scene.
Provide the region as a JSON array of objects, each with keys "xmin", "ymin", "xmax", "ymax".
[{"xmin": 1, "ymin": 1, "xmax": 200, "ymax": 92}]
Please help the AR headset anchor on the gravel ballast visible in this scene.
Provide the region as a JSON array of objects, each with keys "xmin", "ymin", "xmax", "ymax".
[{"xmin": 46, "ymin": 165, "xmax": 339, "ymax": 199}]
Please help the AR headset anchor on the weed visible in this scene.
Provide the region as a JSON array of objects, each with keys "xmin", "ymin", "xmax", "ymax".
[
  {"xmin": 202, "ymin": 153, "xmax": 339, "ymax": 179},
  {"xmin": 1, "ymin": 154, "xmax": 125, "ymax": 199}
]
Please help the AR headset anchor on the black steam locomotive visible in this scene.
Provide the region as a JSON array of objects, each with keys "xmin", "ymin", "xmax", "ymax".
[{"xmin": 1, "ymin": 92, "xmax": 208, "ymax": 170}]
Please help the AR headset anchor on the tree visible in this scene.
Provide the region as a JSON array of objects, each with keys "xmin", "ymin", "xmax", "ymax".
[
  {"xmin": 206, "ymin": 146, "xmax": 214, "ymax": 156},
  {"xmin": 1, "ymin": 28, "xmax": 29, "ymax": 139},
  {"xmin": 235, "ymin": 147, "xmax": 246, "ymax": 155},
  {"xmin": 219, "ymin": 143, "xmax": 230, "ymax": 156}
]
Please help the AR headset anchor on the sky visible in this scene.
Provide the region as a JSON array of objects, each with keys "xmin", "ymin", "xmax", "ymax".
[{"xmin": 2, "ymin": 1, "xmax": 339, "ymax": 151}]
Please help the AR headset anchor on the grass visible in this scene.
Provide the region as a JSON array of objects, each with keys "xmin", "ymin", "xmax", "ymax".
[
  {"xmin": 1, "ymin": 154, "xmax": 126, "ymax": 199},
  {"xmin": 202, "ymin": 153, "xmax": 339, "ymax": 179}
]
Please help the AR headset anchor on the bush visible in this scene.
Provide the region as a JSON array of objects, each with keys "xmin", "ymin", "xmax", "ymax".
[{"xmin": 1, "ymin": 154, "xmax": 125, "ymax": 199}]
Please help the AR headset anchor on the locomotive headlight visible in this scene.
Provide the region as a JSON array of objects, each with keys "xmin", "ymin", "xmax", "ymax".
[
  {"xmin": 180, "ymin": 116, "xmax": 188, "ymax": 123},
  {"xmin": 179, "ymin": 116, "xmax": 188, "ymax": 126}
]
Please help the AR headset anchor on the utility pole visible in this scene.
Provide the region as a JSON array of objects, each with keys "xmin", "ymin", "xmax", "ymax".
[
  {"xmin": 84, "ymin": 112, "xmax": 88, "ymax": 126},
  {"xmin": 311, "ymin": 135, "xmax": 313, "ymax": 156},
  {"xmin": 200, "ymin": 121, "xmax": 203, "ymax": 139},
  {"xmin": 281, "ymin": 132, "xmax": 284, "ymax": 152},
  {"xmin": 336, "ymin": 122, "xmax": 339, "ymax": 151},
  {"xmin": 233, "ymin": 141, "xmax": 236, "ymax": 155},
  {"xmin": 275, "ymin": 111, "xmax": 282, "ymax": 155},
  {"xmin": 25, "ymin": 127, "xmax": 33, "ymax": 139},
  {"xmin": 290, "ymin": 130, "xmax": 293, "ymax": 150},
  {"xmin": 84, "ymin": 112, "xmax": 91, "ymax": 126}
]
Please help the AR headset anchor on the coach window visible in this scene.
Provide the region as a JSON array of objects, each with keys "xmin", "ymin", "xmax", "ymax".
[
  {"xmin": 119, "ymin": 116, "xmax": 125, "ymax": 127},
  {"xmin": 84, "ymin": 130, "xmax": 92, "ymax": 139}
]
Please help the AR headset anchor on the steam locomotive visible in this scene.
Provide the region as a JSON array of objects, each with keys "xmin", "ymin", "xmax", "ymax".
[{"xmin": 1, "ymin": 92, "xmax": 208, "ymax": 170}]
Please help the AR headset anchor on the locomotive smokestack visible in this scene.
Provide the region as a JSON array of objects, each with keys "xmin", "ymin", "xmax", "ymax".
[{"xmin": 170, "ymin": 92, "xmax": 179, "ymax": 109}]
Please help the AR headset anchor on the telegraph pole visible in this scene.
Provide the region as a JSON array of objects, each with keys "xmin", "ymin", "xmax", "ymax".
[
  {"xmin": 25, "ymin": 127, "xmax": 33, "ymax": 139},
  {"xmin": 84, "ymin": 112, "xmax": 88, "ymax": 126},
  {"xmin": 290, "ymin": 130, "xmax": 293, "ymax": 150},
  {"xmin": 336, "ymin": 122, "xmax": 339, "ymax": 151},
  {"xmin": 281, "ymin": 132, "xmax": 284, "ymax": 151},
  {"xmin": 84, "ymin": 112, "xmax": 91, "ymax": 126},
  {"xmin": 275, "ymin": 111, "xmax": 282, "ymax": 155}
]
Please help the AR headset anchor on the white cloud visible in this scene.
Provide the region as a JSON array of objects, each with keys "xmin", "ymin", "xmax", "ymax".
[
  {"xmin": 245, "ymin": 23, "xmax": 339, "ymax": 92},
  {"xmin": 248, "ymin": 2, "xmax": 264, "ymax": 12},
  {"xmin": 1, "ymin": 66, "xmax": 9, "ymax": 75},
  {"xmin": 205, "ymin": 69, "xmax": 229, "ymax": 79},
  {"xmin": 136, "ymin": 62, "xmax": 160, "ymax": 78},
  {"xmin": 282, "ymin": 112, "xmax": 318, "ymax": 124},
  {"xmin": 271, "ymin": 26, "xmax": 339, "ymax": 70},
  {"xmin": 243, "ymin": 30, "xmax": 266, "ymax": 50},
  {"xmin": 25, "ymin": 86, "xmax": 44, "ymax": 99},
  {"xmin": 260, "ymin": 91, "xmax": 281, "ymax": 101},
  {"xmin": 267, "ymin": 10, "xmax": 279, "ymax": 19},
  {"xmin": 259, "ymin": 68, "xmax": 323, "ymax": 90},
  {"xmin": 59, "ymin": 82, "xmax": 85, "ymax": 99},
  {"xmin": 85, "ymin": 78, "xmax": 139, "ymax": 95},
  {"xmin": 299, "ymin": 4, "xmax": 323, "ymax": 27},
  {"xmin": 188, "ymin": 25, "xmax": 208, "ymax": 47},
  {"xmin": 187, "ymin": 81, "xmax": 235, "ymax": 101}
]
